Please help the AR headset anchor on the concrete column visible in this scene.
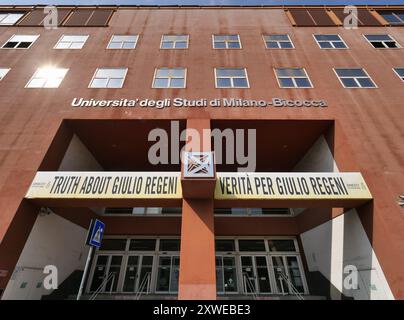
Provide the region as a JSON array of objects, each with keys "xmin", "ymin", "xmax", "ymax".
[{"xmin": 178, "ymin": 118, "xmax": 216, "ymax": 300}]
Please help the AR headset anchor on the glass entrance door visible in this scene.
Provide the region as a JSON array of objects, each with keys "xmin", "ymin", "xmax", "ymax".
[
  {"xmin": 156, "ymin": 256, "xmax": 180, "ymax": 293},
  {"xmin": 216, "ymin": 256, "xmax": 238, "ymax": 294},
  {"xmin": 271, "ymin": 255, "xmax": 305, "ymax": 294},
  {"xmin": 89, "ymin": 255, "xmax": 123, "ymax": 293},
  {"xmin": 122, "ymin": 255, "xmax": 154, "ymax": 293},
  {"xmin": 240, "ymin": 256, "xmax": 271, "ymax": 294}
]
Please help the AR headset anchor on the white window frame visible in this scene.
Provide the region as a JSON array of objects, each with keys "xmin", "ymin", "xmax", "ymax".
[
  {"xmin": 262, "ymin": 34, "xmax": 294, "ymax": 49},
  {"xmin": 333, "ymin": 68, "xmax": 378, "ymax": 89},
  {"xmin": 54, "ymin": 35, "xmax": 89, "ymax": 50},
  {"xmin": 393, "ymin": 67, "xmax": 404, "ymax": 82},
  {"xmin": 0, "ymin": 12, "xmax": 24, "ymax": 25},
  {"xmin": 212, "ymin": 34, "xmax": 242, "ymax": 49},
  {"xmin": 1, "ymin": 34, "xmax": 39, "ymax": 49},
  {"xmin": 25, "ymin": 68, "xmax": 69, "ymax": 89},
  {"xmin": 160, "ymin": 34, "xmax": 189, "ymax": 49},
  {"xmin": 88, "ymin": 68, "xmax": 128, "ymax": 89},
  {"xmin": 0, "ymin": 68, "xmax": 10, "ymax": 81},
  {"xmin": 274, "ymin": 67, "xmax": 313, "ymax": 89},
  {"xmin": 214, "ymin": 67, "xmax": 250, "ymax": 89},
  {"xmin": 107, "ymin": 35, "xmax": 139, "ymax": 50},
  {"xmin": 363, "ymin": 34, "xmax": 401, "ymax": 49},
  {"xmin": 152, "ymin": 67, "xmax": 187, "ymax": 89},
  {"xmin": 313, "ymin": 34, "xmax": 348, "ymax": 49}
]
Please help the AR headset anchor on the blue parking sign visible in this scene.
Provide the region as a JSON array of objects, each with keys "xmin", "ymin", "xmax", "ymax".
[{"xmin": 86, "ymin": 219, "xmax": 105, "ymax": 248}]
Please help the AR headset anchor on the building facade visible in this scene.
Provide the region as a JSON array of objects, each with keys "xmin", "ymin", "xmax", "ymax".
[{"xmin": 0, "ymin": 4, "xmax": 403, "ymax": 300}]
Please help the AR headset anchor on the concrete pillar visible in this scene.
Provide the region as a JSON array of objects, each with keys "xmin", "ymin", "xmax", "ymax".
[{"xmin": 178, "ymin": 118, "xmax": 216, "ymax": 300}]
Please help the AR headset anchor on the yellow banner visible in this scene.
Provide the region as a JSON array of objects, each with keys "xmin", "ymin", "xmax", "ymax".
[
  {"xmin": 26, "ymin": 172, "xmax": 182, "ymax": 199},
  {"xmin": 215, "ymin": 172, "xmax": 372, "ymax": 200}
]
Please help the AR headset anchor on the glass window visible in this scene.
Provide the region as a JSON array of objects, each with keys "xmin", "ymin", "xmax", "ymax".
[
  {"xmin": 275, "ymin": 68, "xmax": 313, "ymax": 88},
  {"xmin": 0, "ymin": 68, "xmax": 10, "ymax": 81},
  {"xmin": 268, "ymin": 240, "xmax": 296, "ymax": 252},
  {"xmin": 364, "ymin": 34, "xmax": 401, "ymax": 49},
  {"xmin": 215, "ymin": 68, "xmax": 249, "ymax": 88},
  {"xmin": 393, "ymin": 68, "xmax": 404, "ymax": 81},
  {"xmin": 378, "ymin": 11, "xmax": 404, "ymax": 25},
  {"xmin": 98, "ymin": 239, "xmax": 127, "ymax": 251},
  {"xmin": 104, "ymin": 207, "xmax": 134, "ymax": 215},
  {"xmin": 238, "ymin": 239, "xmax": 266, "ymax": 252},
  {"xmin": 159, "ymin": 239, "xmax": 180, "ymax": 251},
  {"xmin": 129, "ymin": 239, "xmax": 156, "ymax": 251},
  {"xmin": 2, "ymin": 35, "xmax": 39, "ymax": 49},
  {"xmin": 54, "ymin": 35, "xmax": 88, "ymax": 49},
  {"xmin": 25, "ymin": 67, "xmax": 68, "ymax": 88},
  {"xmin": 107, "ymin": 35, "xmax": 138, "ymax": 49},
  {"xmin": 161, "ymin": 35, "xmax": 189, "ymax": 49},
  {"xmin": 213, "ymin": 34, "xmax": 241, "ymax": 49},
  {"xmin": 153, "ymin": 68, "xmax": 186, "ymax": 88},
  {"xmin": 89, "ymin": 68, "xmax": 127, "ymax": 88},
  {"xmin": 263, "ymin": 34, "xmax": 294, "ymax": 49},
  {"xmin": 215, "ymin": 240, "xmax": 236, "ymax": 252},
  {"xmin": 0, "ymin": 12, "xmax": 24, "ymax": 25},
  {"xmin": 314, "ymin": 34, "xmax": 347, "ymax": 49},
  {"xmin": 334, "ymin": 68, "xmax": 376, "ymax": 88}
]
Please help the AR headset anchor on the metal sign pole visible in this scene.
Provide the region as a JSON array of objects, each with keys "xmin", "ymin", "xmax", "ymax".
[{"xmin": 76, "ymin": 245, "xmax": 94, "ymax": 300}]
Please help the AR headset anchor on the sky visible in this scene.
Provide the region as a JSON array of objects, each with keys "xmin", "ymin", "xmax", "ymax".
[{"xmin": 1, "ymin": 1, "xmax": 404, "ymax": 5}]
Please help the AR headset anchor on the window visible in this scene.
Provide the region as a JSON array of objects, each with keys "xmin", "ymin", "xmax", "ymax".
[
  {"xmin": 161, "ymin": 35, "xmax": 189, "ymax": 49},
  {"xmin": 238, "ymin": 240, "xmax": 266, "ymax": 252},
  {"xmin": 2, "ymin": 35, "xmax": 39, "ymax": 49},
  {"xmin": 275, "ymin": 68, "xmax": 313, "ymax": 88},
  {"xmin": 0, "ymin": 12, "xmax": 24, "ymax": 25},
  {"xmin": 263, "ymin": 34, "xmax": 294, "ymax": 49},
  {"xmin": 364, "ymin": 34, "xmax": 401, "ymax": 49},
  {"xmin": 215, "ymin": 240, "xmax": 236, "ymax": 252},
  {"xmin": 313, "ymin": 34, "xmax": 348, "ymax": 49},
  {"xmin": 89, "ymin": 68, "xmax": 127, "ymax": 88},
  {"xmin": 267, "ymin": 240, "xmax": 296, "ymax": 252},
  {"xmin": 215, "ymin": 68, "xmax": 249, "ymax": 88},
  {"xmin": 334, "ymin": 68, "xmax": 376, "ymax": 88},
  {"xmin": 25, "ymin": 67, "xmax": 68, "ymax": 88},
  {"xmin": 393, "ymin": 68, "xmax": 404, "ymax": 81},
  {"xmin": 213, "ymin": 35, "xmax": 241, "ymax": 49},
  {"xmin": 159, "ymin": 239, "xmax": 180, "ymax": 251},
  {"xmin": 0, "ymin": 68, "xmax": 10, "ymax": 81},
  {"xmin": 378, "ymin": 10, "xmax": 404, "ymax": 25},
  {"xmin": 54, "ymin": 35, "xmax": 88, "ymax": 49},
  {"xmin": 129, "ymin": 239, "xmax": 157, "ymax": 251},
  {"xmin": 99, "ymin": 239, "xmax": 127, "ymax": 251},
  {"xmin": 153, "ymin": 68, "xmax": 186, "ymax": 88},
  {"xmin": 107, "ymin": 35, "xmax": 138, "ymax": 49}
]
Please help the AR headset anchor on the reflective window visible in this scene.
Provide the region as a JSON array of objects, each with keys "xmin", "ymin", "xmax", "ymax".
[
  {"xmin": 0, "ymin": 68, "xmax": 10, "ymax": 81},
  {"xmin": 263, "ymin": 34, "xmax": 294, "ymax": 49},
  {"xmin": 161, "ymin": 35, "xmax": 189, "ymax": 49},
  {"xmin": 89, "ymin": 68, "xmax": 127, "ymax": 88},
  {"xmin": 213, "ymin": 34, "xmax": 241, "ymax": 49},
  {"xmin": 267, "ymin": 240, "xmax": 296, "ymax": 252},
  {"xmin": 215, "ymin": 240, "xmax": 236, "ymax": 252},
  {"xmin": 2, "ymin": 35, "xmax": 39, "ymax": 49},
  {"xmin": 107, "ymin": 35, "xmax": 138, "ymax": 49},
  {"xmin": 275, "ymin": 68, "xmax": 313, "ymax": 88},
  {"xmin": 25, "ymin": 67, "xmax": 68, "ymax": 88},
  {"xmin": 129, "ymin": 239, "xmax": 156, "ymax": 251},
  {"xmin": 215, "ymin": 68, "xmax": 249, "ymax": 88},
  {"xmin": 364, "ymin": 34, "xmax": 401, "ymax": 48},
  {"xmin": 159, "ymin": 239, "xmax": 180, "ymax": 251},
  {"xmin": 98, "ymin": 239, "xmax": 127, "ymax": 251},
  {"xmin": 334, "ymin": 68, "xmax": 376, "ymax": 88},
  {"xmin": 153, "ymin": 68, "xmax": 186, "ymax": 88},
  {"xmin": 54, "ymin": 35, "xmax": 88, "ymax": 49},
  {"xmin": 378, "ymin": 10, "xmax": 404, "ymax": 25},
  {"xmin": 238, "ymin": 240, "xmax": 266, "ymax": 252},
  {"xmin": 314, "ymin": 34, "xmax": 347, "ymax": 49},
  {"xmin": 393, "ymin": 68, "xmax": 404, "ymax": 81},
  {"xmin": 0, "ymin": 12, "xmax": 24, "ymax": 25}
]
